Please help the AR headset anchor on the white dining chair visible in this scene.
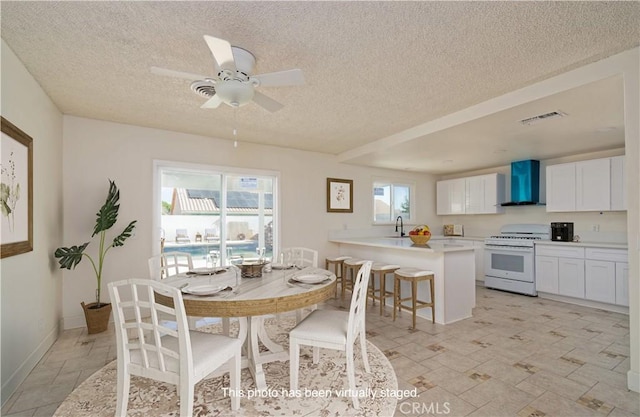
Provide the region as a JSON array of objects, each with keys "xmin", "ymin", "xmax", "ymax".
[
  {"xmin": 281, "ymin": 247, "xmax": 319, "ymax": 321},
  {"xmin": 162, "ymin": 251, "xmax": 193, "ymax": 277},
  {"xmin": 281, "ymin": 247, "xmax": 318, "ymax": 268},
  {"xmin": 147, "ymin": 254, "xmax": 165, "ymax": 280},
  {"xmin": 289, "ymin": 261, "xmax": 373, "ymax": 409},
  {"xmin": 108, "ymin": 278, "xmax": 241, "ymax": 416},
  {"xmin": 148, "ymin": 253, "xmax": 230, "ymax": 331}
]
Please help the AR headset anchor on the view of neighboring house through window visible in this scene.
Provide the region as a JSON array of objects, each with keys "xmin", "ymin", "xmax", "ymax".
[
  {"xmin": 372, "ymin": 180, "xmax": 413, "ymax": 223},
  {"xmin": 158, "ymin": 164, "xmax": 276, "ymax": 267}
]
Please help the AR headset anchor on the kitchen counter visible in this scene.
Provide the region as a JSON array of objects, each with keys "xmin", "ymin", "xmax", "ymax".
[
  {"xmin": 329, "ymin": 237, "xmax": 475, "ymax": 325},
  {"xmin": 329, "ymin": 237, "xmax": 477, "ymax": 252},
  {"xmin": 535, "ymin": 241, "xmax": 628, "ymax": 249}
]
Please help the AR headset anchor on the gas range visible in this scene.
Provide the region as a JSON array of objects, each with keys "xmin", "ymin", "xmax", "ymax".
[
  {"xmin": 484, "ymin": 224, "xmax": 551, "ymax": 247},
  {"xmin": 484, "ymin": 224, "xmax": 551, "ymax": 296}
]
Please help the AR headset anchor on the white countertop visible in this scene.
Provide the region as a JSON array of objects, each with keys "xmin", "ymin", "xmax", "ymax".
[
  {"xmin": 329, "ymin": 237, "xmax": 476, "ymax": 253},
  {"xmin": 535, "ymin": 240, "xmax": 628, "ymax": 250}
]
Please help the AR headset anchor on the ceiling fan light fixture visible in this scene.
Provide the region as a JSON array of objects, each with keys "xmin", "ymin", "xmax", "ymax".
[
  {"xmin": 215, "ymin": 80, "xmax": 255, "ymax": 107},
  {"xmin": 152, "ymin": 35, "xmax": 303, "ymax": 113}
]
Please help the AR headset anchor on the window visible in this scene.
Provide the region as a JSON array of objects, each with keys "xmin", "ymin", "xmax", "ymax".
[
  {"xmin": 372, "ymin": 180, "xmax": 414, "ymax": 223},
  {"xmin": 154, "ymin": 161, "xmax": 278, "ymax": 267}
]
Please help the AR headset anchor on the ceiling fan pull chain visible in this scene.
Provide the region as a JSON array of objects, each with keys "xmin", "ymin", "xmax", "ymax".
[{"xmin": 233, "ymin": 107, "xmax": 238, "ymax": 148}]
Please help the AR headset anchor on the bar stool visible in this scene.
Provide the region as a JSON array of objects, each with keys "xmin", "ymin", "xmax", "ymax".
[
  {"xmin": 342, "ymin": 258, "xmax": 366, "ymax": 299},
  {"xmin": 393, "ymin": 268, "xmax": 435, "ymax": 329},
  {"xmin": 369, "ymin": 263, "xmax": 400, "ymax": 315},
  {"xmin": 325, "ymin": 256, "xmax": 351, "ymax": 298}
]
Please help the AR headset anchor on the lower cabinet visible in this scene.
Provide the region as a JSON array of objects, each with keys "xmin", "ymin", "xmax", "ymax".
[
  {"xmin": 585, "ymin": 260, "xmax": 616, "ymax": 304},
  {"xmin": 616, "ymin": 262, "xmax": 629, "ymax": 306},
  {"xmin": 535, "ymin": 256, "xmax": 558, "ymax": 293},
  {"xmin": 558, "ymin": 258, "xmax": 585, "ymax": 298},
  {"xmin": 535, "ymin": 244, "xmax": 628, "ymax": 307}
]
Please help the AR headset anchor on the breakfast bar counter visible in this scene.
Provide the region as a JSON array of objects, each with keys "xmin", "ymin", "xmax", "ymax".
[{"xmin": 329, "ymin": 237, "xmax": 476, "ymax": 324}]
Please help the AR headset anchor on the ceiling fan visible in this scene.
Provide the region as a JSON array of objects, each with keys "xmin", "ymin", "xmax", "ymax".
[{"xmin": 151, "ymin": 35, "xmax": 304, "ymax": 112}]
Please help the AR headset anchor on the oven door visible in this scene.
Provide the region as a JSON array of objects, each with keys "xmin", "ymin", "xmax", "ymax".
[{"xmin": 484, "ymin": 244, "xmax": 534, "ymax": 282}]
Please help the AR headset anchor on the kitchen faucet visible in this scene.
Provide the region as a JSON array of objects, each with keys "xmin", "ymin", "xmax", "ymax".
[{"xmin": 395, "ymin": 215, "xmax": 405, "ymax": 237}]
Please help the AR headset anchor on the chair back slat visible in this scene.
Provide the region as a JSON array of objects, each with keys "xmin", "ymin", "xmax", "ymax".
[
  {"xmin": 347, "ymin": 261, "xmax": 372, "ymax": 344},
  {"xmin": 281, "ymin": 247, "xmax": 318, "ymax": 268},
  {"xmin": 108, "ymin": 279, "xmax": 192, "ymax": 385},
  {"xmin": 161, "ymin": 252, "xmax": 193, "ymax": 277}
]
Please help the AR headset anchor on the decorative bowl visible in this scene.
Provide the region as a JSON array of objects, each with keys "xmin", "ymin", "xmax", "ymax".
[
  {"xmin": 409, "ymin": 234, "xmax": 431, "ymax": 245},
  {"xmin": 238, "ymin": 261, "xmax": 268, "ymax": 278}
]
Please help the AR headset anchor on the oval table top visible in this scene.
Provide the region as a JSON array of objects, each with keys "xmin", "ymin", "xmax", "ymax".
[{"xmin": 156, "ymin": 266, "xmax": 337, "ymax": 318}]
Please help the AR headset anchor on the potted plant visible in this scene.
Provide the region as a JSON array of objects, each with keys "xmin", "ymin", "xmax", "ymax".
[{"xmin": 54, "ymin": 180, "xmax": 137, "ymax": 334}]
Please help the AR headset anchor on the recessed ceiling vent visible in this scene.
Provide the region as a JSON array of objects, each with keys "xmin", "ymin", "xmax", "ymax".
[
  {"xmin": 519, "ymin": 110, "xmax": 567, "ymax": 126},
  {"xmin": 190, "ymin": 80, "xmax": 216, "ymax": 98}
]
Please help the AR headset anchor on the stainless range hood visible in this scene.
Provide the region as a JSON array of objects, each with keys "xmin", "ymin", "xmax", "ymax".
[{"xmin": 501, "ymin": 160, "xmax": 542, "ymax": 206}]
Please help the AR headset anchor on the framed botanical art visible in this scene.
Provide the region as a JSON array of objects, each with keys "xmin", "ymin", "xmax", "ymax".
[
  {"xmin": 326, "ymin": 178, "xmax": 353, "ymax": 213},
  {"xmin": 1, "ymin": 117, "xmax": 33, "ymax": 258}
]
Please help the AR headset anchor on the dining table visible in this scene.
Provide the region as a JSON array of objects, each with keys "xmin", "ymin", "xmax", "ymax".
[{"xmin": 155, "ymin": 264, "xmax": 337, "ymax": 390}]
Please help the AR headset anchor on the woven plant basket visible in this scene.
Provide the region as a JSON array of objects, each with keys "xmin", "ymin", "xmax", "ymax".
[{"xmin": 81, "ymin": 302, "xmax": 112, "ymax": 334}]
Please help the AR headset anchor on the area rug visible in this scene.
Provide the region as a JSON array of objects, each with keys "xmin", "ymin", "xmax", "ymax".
[{"xmin": 54, "ymin": 315, "xmax": 398, "ymax": 417}]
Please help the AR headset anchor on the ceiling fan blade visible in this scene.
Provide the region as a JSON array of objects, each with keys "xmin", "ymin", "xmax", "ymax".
[
  {"xmin": 201, "ymin": 95, "xmax": 223, "ymax": 109},
  {"xmin": 150, "ymin": 66, "xmax": 207, "ymax": 81},
  {"xmin": 203, "ymin": 35, "xmax": 236, "ymax": 72},
  {"xmin": 253, "ymin": 69, "xmax": 305, "ymax": 87},
  {"xmin": 252, "ymin": 91, "xmax": 284, "ymax": 112}
]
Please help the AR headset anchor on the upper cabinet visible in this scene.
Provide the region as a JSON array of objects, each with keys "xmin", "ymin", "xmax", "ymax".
[
  {"xmin": 436, "ymin": 178, "xmax": 466, "ymax": 215},
  {"xmin": 437, "ymin": 173, "xmax": 505, "ymax": 215},
  {"xmin": 546, "ymin": 163, "xmax": 577, "ymax": 212},
  {"xmin": 610, "ymin": 155, "xmax": 626, "ymax": 210},
  {"xmin": 576, "ymin": 158, "xmax": 610, "ymax": 211},
  {"xmin": 546, "ymin": 156, "xmax": 626, "ymax": 212}
]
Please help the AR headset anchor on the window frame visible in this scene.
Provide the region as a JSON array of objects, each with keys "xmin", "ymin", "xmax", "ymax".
[
  {"xmin": 152, "ymin": 160, "xmax": 280, "ymax": 262},
  {"xmin": 371, "ymin": 177, "xmax": 416, "ymax": 225}
]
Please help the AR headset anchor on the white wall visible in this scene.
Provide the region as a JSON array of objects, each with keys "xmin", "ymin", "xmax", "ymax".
[
  {"xmin": 0, "ymin": 40, "xmax": 64, "ymax": 403},
  {"xmin": 61, "ymin": 116, "xmax": 436, "ymax": 328},
  {"xmin": 620, "ymin": 48, "xmax": 639, "ymax": 393}
]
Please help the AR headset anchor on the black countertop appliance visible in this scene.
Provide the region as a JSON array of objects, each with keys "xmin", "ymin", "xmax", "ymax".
[{"xmin": 551, "ymin": 222, "xmax": 574, "ymax": 242}]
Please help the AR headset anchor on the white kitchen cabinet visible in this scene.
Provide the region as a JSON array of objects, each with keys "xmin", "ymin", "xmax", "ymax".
[
  {"xmin": 616, "ymin": 262, "xmax": 629, "ymax": 306},
  {"xmin": 585, "ymin": 259, "xmax": 616, "ymax": 304},
  {"xmin": 437, "ymin": 173, "xmax": 504, "ymax": 215},
  {"xmin": 546, "ymin": 163, "xmax": 576, "ymax": 212},
  {"xmin": 547, "ymin": 156, "xmax": 626, "ymax": 212},
  {"xmin": 611, "ymin": 155, "xmax": 626, "ymax": 211},
  {"xmin": 437, "ymin": 178, "xmax": 466, "ymax": 215},
  {"xmin": 558, "ymin": 258, "xmax": 585, "ymax": 298},
  {"xmin": 536, "ymin": 244, "xmax": 627, "ymax": 308},
  {"xmin": 536, "ymin": 246, "xmax": 584, "ymax": 296},
  {"xmin": 535, "ymin": 255, "xmax": 559, "ymax": 294},
  {"xmin": 576, "ymin": 158, "xmax": 610, "ymax": 211},
  {"xmin": 466, "ymin": 173, "xmax": 505, "ymax": 214}
]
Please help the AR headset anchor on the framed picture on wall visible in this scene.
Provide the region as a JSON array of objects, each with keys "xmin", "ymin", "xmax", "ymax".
[
  {"xmin": 326, "ymin": 178, "xmax": 353, "ymax": 213},
  {"xmin": 1, "ymin": 117, "xmax": 33, "ymax": 258}
]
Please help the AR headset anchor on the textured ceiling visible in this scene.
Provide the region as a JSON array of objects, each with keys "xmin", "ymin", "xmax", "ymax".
[{"xmin": 1, "ymin": 1, "xmax": 638, "ymax": 173}]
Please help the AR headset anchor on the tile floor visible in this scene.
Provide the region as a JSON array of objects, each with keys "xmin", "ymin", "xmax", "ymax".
[{"xmin": 2, "ymin": 286, "xmax": 638, "ymax": 416}]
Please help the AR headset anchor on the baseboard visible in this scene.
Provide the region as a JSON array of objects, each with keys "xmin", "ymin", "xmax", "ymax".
[
  {"xmin": 63, "ymin": 313, "xmax": 114, "ymax": 330},
  {"xmin": 1, "ymin": 325, "xmax": 59, "ymax": 406},
  {"xmin": 537, "ymin": 292, "xmax": 629, "ymax": 315},
  {"xmin": 63, "ymin": 313, "xmax": 88, "ymax": 330},
  {"xmin": 628, "ymin": 370, "xmax": 640, "ymax": 393}
]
